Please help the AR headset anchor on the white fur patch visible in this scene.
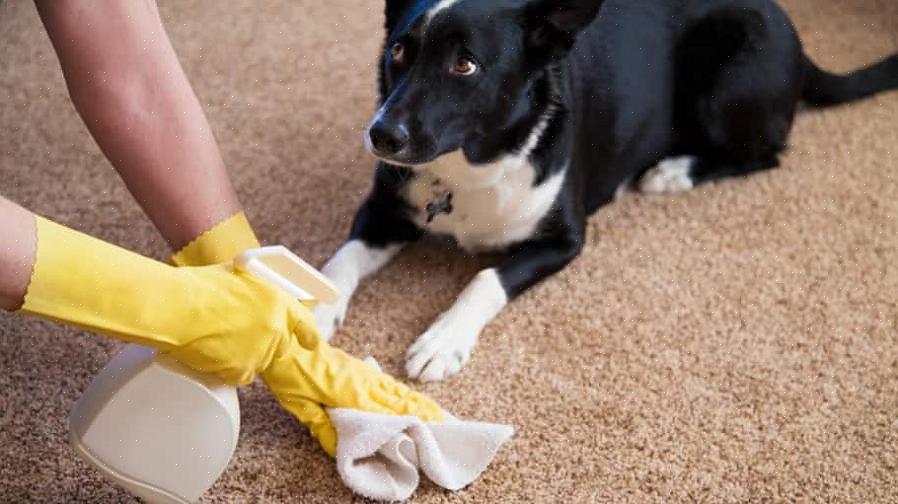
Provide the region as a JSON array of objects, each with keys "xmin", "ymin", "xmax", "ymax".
[
  {"xmin": 405, "ymin": 152, "xmax": 566, "ymax": 252},
  {"xmin": 639, "ymin": 156, "xmax": 696, "ymax": 194},
  {"xmin": 314, "ymin": 240, "xmax": 403, "ymax": 341},
  {"xmin": 426, "ymin": 0, "xmax": 464, "ymax": 25},
  {"xmin": 614, "ymin": 178, "xmax": 633, "ymax": 201},
  {"xmin": 406, "ymin": 268, "xmax": 507, "ymax": 382},
  {"xmin": 518, "ymin": 104, "xmax": 556, "ymax": 158}
]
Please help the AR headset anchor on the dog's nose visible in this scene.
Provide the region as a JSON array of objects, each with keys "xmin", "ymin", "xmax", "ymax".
[{"xmin": 368, "ymin": 120, "xmax": 409, "ymax": 156}]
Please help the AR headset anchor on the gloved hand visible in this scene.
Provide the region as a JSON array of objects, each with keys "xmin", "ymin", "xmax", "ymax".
[
  {"xmin": 263, "ymin": 330, "xmax": 446, "ymax": 457},
  {"xmin": 167, "ymin": 211, "xmax": 446, "ymax": 456},
  {"xmin": 20, "ymin": 215, "xmax": 301, "ymax": 385}
]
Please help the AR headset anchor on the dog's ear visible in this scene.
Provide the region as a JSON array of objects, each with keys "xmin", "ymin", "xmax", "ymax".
[
  {"xmin": 385, "ymin": 0, "xmax": 414, "ymax": 30},
  {"xmin": 522, "ymin": 0, "xmax": 605, "ymax": 61}
]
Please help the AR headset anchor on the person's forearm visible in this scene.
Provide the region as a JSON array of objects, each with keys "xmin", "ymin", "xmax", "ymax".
[
  {"xmin": 0, "ymin": 197, "xmax": 37, "ymax": 311},
  {"xmin": 35, "ymin": 0, "xmax": 243, "ymax": 251}
]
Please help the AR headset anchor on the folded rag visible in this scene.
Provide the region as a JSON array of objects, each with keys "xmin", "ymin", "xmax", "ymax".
[
  {"xmin": 330, "ymin": 410, "xmax": 514, "ymax": 501},
  {"xmin": 328, "ymin": 359, "xmax": 514, "ymax": 501}
]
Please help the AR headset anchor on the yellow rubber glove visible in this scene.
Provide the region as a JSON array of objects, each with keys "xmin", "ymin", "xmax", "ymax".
[
  {"xmin": 19, "ymin": 216, "xmax": 299, "ymax": 385},
  {"xmin": 170, "ymin": 211, "xmax": 260, "ymax": 267},
  {"xmin": 263, "ymin": 332, "xmax": 446, "ymax": 457},
  {"xmin": 21, "ymin": 215, "xmax": 445, "ymax": 456},
  {"xmin": 168, "ymin": 211, "xmax": 446, "ymax": 456}
]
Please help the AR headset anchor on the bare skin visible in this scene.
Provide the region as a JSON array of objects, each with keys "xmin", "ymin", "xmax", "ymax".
[
  {"xmin": 1, "ymin": 0, "xmax": 248, "ymax": 310},
  {"xmin": 0, "ymin": 198, "xmax": 36, "ymax": 311},
  {"xmin": 35, "ymin": 0, "xmax": 243, "ymax": 251}
]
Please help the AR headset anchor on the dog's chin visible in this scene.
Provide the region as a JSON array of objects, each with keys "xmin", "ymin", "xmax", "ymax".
[
  {"xmin": 365, "ymin": 147, "xmax": 438, "ymax": 169},
  {"xmin": 369, "ymin": 154, "xmax": 421, "ymax": 168}
]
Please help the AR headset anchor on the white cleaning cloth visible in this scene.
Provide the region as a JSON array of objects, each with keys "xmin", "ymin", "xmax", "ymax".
[
  {"xmin": 329, "ymin": 410, "xmax": 514, "ymax": 501},
  {"xmin": 326, "ymin": 358, "xmax": 514, "ymax": 501}
]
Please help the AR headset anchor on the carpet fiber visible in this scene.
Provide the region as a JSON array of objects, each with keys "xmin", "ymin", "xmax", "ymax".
[{"xmin": 1, "ymin": 1, "xmax": 897, "ymax": 502}]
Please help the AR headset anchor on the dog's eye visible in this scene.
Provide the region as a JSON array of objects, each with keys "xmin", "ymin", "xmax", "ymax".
[
  {"xmin": 451, "ymin": 56, "xmax": 478, "ymax": 76},
  {"xmin": 390, "ymin": 42, "xmax": 405, "ymax": 64}
]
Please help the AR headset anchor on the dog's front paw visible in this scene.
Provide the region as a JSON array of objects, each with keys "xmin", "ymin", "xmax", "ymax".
[
  {"xmin": 405, "ymin": 312, "xmax": 480, "ymax": 382},
  {"xmin": 313, "ymin": 296, "xmax": 349, "ymax": 342}
]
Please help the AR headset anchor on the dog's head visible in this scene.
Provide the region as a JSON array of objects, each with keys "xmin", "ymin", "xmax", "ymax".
[{"xmin": 366, "ymin": 0, "xmax": 605, "ymax": 166}]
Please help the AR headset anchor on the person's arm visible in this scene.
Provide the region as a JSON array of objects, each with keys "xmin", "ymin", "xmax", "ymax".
[
  {"xmin": 34, "ymin": 0, "xmax": 243, "ymax": 252},
  {"xmin": 0, "ymin": 197, "xmax": 37, "ymax": 311}
]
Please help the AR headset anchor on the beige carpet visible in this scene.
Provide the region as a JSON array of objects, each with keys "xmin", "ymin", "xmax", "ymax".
[{"xmin": 1, "ymin": 1, "xmax": 897, "ymax": 502}]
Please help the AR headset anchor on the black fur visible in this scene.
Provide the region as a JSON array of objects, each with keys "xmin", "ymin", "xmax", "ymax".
[
  {"xmin": 803, "ymin": 54, "xmax": 898, "ymax": 106},
  {"xmin": 348, "ymin": 0, "xmax": 898, "ymax": 302}
]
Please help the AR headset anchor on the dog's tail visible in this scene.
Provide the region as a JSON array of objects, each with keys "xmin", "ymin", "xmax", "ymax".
[{"xmin": 802, "ymin": 53, "xmax": 898, "ymax": 107}]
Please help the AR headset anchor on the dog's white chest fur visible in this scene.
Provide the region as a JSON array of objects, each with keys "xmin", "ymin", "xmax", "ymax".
[{"xmin": 405, "ymin": 151, "xmax": 565, "ymax": 252}]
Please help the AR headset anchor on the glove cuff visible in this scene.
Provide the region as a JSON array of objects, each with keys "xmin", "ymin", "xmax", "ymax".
[{"xmin": 171, "ymin": 211, "xmax": 260, "ymax": 267}]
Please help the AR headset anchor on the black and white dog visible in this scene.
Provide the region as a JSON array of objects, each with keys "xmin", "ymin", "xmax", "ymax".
[{"xmin": 315, "ymin": 0, "xmax": 898, "ymax": 381}]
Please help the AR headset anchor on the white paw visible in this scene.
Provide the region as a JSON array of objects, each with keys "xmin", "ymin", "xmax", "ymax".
[
  {"xmin": 313, "ymin": 296, "xmax": 348, "ymax": 342},
  {"xmin": 639, "ymin": 156, "xmax": 696, "ymax": 194},
  {"xmin": 312, "ymin": 240, "xmax": 403, "ymax": 341},
  {"xmin": 405, "ymin": 312, "xmax": 480, "ymax": 382}
]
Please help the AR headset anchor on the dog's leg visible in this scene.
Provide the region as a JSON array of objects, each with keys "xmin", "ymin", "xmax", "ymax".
[
  {"xmin": 639, "ymin": 154, "xmax": 781, "ymax": 194},
  {"xmin": 406, "ymin": 230, "xmax": 584, "ymax": 382},
  {"xmin": 315, "ymin": 167, "xmax": 423, "ymax": 340},
  {"xmin": 405, "ymin": 268, "xmax": 507, "ymax": 382},
  {"xmin": 642, "ymin": 7, "xmax": 794, "ymax": 195},
  {"xmin": 315, "ymin": 240, "xmax": 403, "ymax": 340},
  {"xmin": 638, "ymin": 156, "xmax": 697, "ymax": 194}
]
